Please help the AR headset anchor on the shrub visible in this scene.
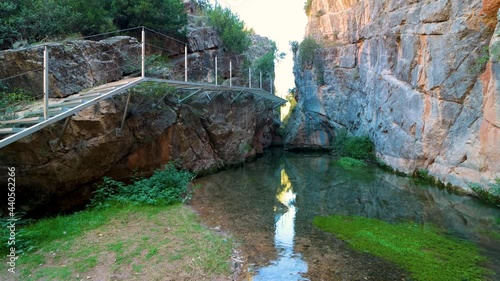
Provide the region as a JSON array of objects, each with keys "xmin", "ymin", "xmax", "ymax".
[
  {"xmin": 207, "ymin": 5, "xmax": 251, "ymax": 53},
  {"xmin": 290, "ymin": 40, "xmax": 299, "ymax": 53},
  {"xmin": 0, "ymin": 0, "xmax": 188, "ymax": 49},
  {"xmin": 282, "ymin": 90, "xmax": 297, "ymax": 127},
  {"xmin": 254, "ymin": 50, "xmax": 276, "ymax": 77},
  {"xmin": 336, "ymin": 157, "xmax": 367, "ymax": 168},
  {"xmin": 299, "ymin": 37, "xmax": 320, "ymax": 67},
  {"xmin": 90, "ymin": 163, "xmax": 194, "ymax": 208},
  {"xmin": 0, "ymin": 90, "xmax": 34, "ymax": 109},
  {"xmin": 0, "ymin": 88, "xmax": 35, "ymax": 121},
  {"xmin": 0, "ymin": 1, "xmax": 25, "ymax": 48},
  {"xmin": 333, "ymin": 129, "xmax": 375, "ymax": 162},
  {"xmin": 111, "ymin": 0, "xmax": 187, "ymax": 37},
  {"xmin": 62, "ymin": 0, "xmax": 114, "ymax": 36},
  {"xmin": 253, "ymin": 41, "xmax": 285, "ymax": 77},
  {"xmin": 304, "ymin": 0, "xmax": 313, "ymax": 16},
  {"xmin": 342, "ymin": 136, "xmax": 375, "ymax": 161},
  {"xmin": 471, "ymin": 179, "xmax": 500, "ymax": 206}
]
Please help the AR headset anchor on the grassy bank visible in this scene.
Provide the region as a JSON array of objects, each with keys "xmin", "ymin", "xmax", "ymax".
[
  {"xmin": 2, "ymin": 164, "xmax": 235, "ymax": 280},
  {"xmin": 3, "ymin": 203, "xmax": 234, "ymax": 281},
  {"xmin": 314, "ymin": 215, "xmax": 492, "ymax": 281}
]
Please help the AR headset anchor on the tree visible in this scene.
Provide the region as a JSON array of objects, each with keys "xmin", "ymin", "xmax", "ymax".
[
  {"xmin": 0, "ymin": 0, "xmax": 29, "ymax": 48},
  {"xmin": 61, "ymin": 0, "xmax": 114, "ymax": 36},
  {"xmin": 111, "ymin": 0, "xmax": 187, "ymax": 36},
  {"xmin": 299, "ymin": 37, "xmax": 320, "ymax": 67},
  {"xmin": 254, "ymin": 41, "xmax": 285, "ymax": 76},
  {"xmin": 207, "ymin": 5, "xmax": 251, "ymax": 53}
]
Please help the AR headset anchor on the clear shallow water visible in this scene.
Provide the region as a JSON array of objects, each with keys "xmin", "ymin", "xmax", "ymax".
[{"xmin": 191, "ymin": 150, "xmax": 500, "ymax": 280}]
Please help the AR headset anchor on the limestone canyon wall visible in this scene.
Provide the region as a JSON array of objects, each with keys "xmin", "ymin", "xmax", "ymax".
[{"xmin": 287, "ymin": 0, "xmax": 500, "ymax": 191}]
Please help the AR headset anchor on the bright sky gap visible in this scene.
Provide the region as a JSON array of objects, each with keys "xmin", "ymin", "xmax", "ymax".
[{"xmin": 209, "ymin": 0, "xmax": 308, "ymax": 99}]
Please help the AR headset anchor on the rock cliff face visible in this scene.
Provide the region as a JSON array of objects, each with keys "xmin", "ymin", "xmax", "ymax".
[
  {"xmin": 287, "ymin": 0, "xmax": 500, "ymax": 191},
  {"xmin": 0, "ymin": 36, "xmax": 141, "ymax": 98},
  {"xmin": 0, "ymin": 20, "xmax": 280, "ymax": 215}
]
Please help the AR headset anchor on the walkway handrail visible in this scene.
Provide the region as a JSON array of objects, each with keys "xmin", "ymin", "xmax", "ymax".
[
  {"xmin": 0, "ymin": 26, "xmax": 285, "ymax": 149},
  {"xmin": 0, "ymin": 26, "xmax": 189, "ymax": 54}
]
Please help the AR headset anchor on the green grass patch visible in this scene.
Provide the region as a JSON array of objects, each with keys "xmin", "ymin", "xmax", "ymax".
[
  {"xmin": 471, "ymin": 179, "xmax": 500, "ymax": 207},
  {"xmin": 336, "ymin": 157, "xmax": 368, "ymax": 169},
  {"xmin": 6, "ymin": 204, "xmax": 234, "ymax": 280},
  {"xmin": 2, "ymin": 164, "xmax": 231, "ymax": 280},
  {"xmin": 314, "ymin": 215, "xmax": 492, "ymax": 281}
]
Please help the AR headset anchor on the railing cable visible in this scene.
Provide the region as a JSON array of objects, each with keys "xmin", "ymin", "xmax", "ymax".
[
  {"xmin": 143, "ymin": 27, "xmax": 188, "ymax": 45},
  {"xmin": 0, "ymin": 68, "xmax": 44, "ymax": 83}
]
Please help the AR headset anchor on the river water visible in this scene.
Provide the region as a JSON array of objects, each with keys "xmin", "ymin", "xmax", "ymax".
[{"xmin": 191, "ymin": 150, "xmax": 500, "ymax": 280}]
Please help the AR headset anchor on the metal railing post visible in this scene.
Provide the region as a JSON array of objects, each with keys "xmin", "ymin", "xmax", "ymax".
[
  {"xmin": 229, "ymin": 60, "xmax": 232, "ymax": 87},
  {"xmin": 184, "ymin": 44, "xmax": 188, "ymax": 82},
  {"xmin": 141, "ymin": 27, "xmax": 145, "ymax": 78},
  {"xmin": 260, "ymin": 71, "xmax": 262, "ymax": 89},
  {"xmin": 215, "ymin": 55, "xmax": 218, "ymax": 85},
  {"xmin": 43, "ymin": 46, "xmax": 49, "ymax": 120},
  {"xmin": 269, "ymin": 74, "xmax": 273, "ymax": 95},
  {"xmin": 249, "ymin": 68, "xmax": 251, "ymax": 88}
]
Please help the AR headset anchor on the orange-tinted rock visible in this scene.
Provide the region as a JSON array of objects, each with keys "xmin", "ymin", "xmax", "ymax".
[{"xmin": 288, "ymin": 0, "xmax": 500, "ymax": 192}]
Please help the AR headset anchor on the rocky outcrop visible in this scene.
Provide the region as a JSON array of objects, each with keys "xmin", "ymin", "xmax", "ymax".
[
  {"xmin": 0, "ymin": 16, "xmax": 281, "ymax": 215},
  {"xmin": 0, "ymin": 36, "xmax": 141, "ymax": 98},
  {"xmin": 287, "ymin": 0, "xmax": 500, "ymax": 191}
]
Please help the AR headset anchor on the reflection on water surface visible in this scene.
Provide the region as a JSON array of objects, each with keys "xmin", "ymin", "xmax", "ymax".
[{"xmin": 192, "ymin": 150, "xmax": 500, "ymax": 280}]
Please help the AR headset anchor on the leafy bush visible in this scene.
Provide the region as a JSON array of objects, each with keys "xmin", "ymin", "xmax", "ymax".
[
  {"xmin": 290, "ymin": 40, "xmax": 299, "ymax": 53},
  {"xmin": 0, "ymin": 0, "xmax": 187, "ymax": 49},
  {"xmin": 0, "ymin": 88, "xmax": 35, "ymax": 121},
  {"xmin": 0, "ymin": 1, "xmax": 25, "ymax": 48},
  {"xmin": 342, "ymin": 136, "xmax": 375, "ymax": 161},
  {"xmin": 111, "ymin": 0, "xmax": 187, "ymax": 36},
  {"xmin": 333, "ymin": 129, "xmax": 375, "ymax": 162},
  {"xmin": 0, "ymin": 90, "xmax": 34, "ymax": 109},
  {"xmin": 471, "ymin": 179, "xmax": 500, "ymax": 207},
  {"xmin": 254, "ymin": 50, "xmax": 276, "ymax": 76},
  {"xmin": 253, "ymin": 41, "xmax": 285, "ymax": 77},
  {"xmin": 90, "ymin": 163, "xmax": 194, "ymax": 208},
  {"xmin": 336, "ymin": 157, "xmax": 367, "ymax": 168},
  {"xmin": 61, "ymin": 0, "xmax": 114, "ymax": 36},
  {"xmin": 299, "ymin": 37, "xmax": 320, "ymax": 67},
  {"xmin": 304, "ymin": 0, "xmax": 313, "ymax": 16},
  {"xmin": 207, "ymin": 5, "xmax": 251, "ymax": 53},
  {"xmin": 282, "ymin": 90, "xmax": 297, "ymax": 127}
]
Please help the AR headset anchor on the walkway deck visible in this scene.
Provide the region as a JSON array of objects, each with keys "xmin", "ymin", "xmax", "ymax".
[
  {"xmin": 0, "ymin": 27, "xmax": 286, "ymax": 150},
  {"xmin": 0, "ymin": 76, "xmax": 286, "ymax": 149}
]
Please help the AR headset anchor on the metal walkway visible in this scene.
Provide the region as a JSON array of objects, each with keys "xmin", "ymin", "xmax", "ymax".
[{"xmin": 0, "ymin": 33, "xmax": 287, "ymax": 150}]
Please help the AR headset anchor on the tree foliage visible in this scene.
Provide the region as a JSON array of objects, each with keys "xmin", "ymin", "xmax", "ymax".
[
  {"xmin": 0, "ymin": 0, "xmax": 29, "ymax": 48},
  {"xmin": 253, "ymin": 41, "xmax": 285, "ymax": 76},
  {"xmin": 304, "ymin": 0, "xmax": 313, "ymax": 16},
  {"xmin": 207, "ymin": 5, "xmax": 251, "ymax": 53},
  {"xmin": 299, "ymin": 36, "xmax": 320, "ymax": 67},
  {"xmin": 0, "ymin": 0, "xmax": 187, "ymax": 49},
  {"xmin": 111, "ymin": 0, "xmax": 187, "ymax": 36},
  {"xmin": 91, "ymin": 163, "xmax": 193, "ymax": 207}
]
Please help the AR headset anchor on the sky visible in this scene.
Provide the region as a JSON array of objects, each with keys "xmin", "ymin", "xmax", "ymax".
[{"xmin": 209, "ymin": 0, "xmax": 308, "ymax": 98}]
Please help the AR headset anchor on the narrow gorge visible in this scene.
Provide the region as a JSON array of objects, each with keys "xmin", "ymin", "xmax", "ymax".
[
  {"xmin": 286, "ymin": 0, "xmax": 500, "ymax": 192},
  {"xmin": 1, "ymin": 1, "xmax": 499, "ymax": 280}
]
